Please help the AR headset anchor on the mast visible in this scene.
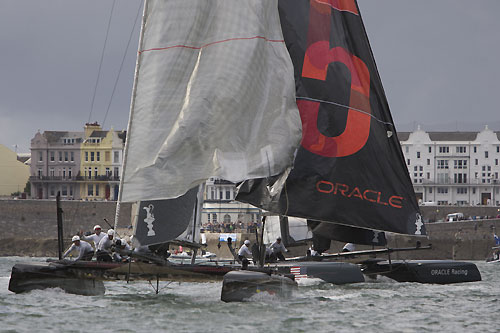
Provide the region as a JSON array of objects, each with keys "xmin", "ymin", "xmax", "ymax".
[
  {"xmin": 56, "ymin": 192, "xmax": 64, "ymax": 260},
  {"xmin": 114, "ymin": 0, "xmax": 148, "ymax": 230}
]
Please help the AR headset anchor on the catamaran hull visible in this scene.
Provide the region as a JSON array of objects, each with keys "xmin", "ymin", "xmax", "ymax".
[
  {"xmin": 276, "ymin": 261, "xmax": 365, "ymax": 284},
  {"xmin": 360, "ymin": 259, "xmax": 481, "ymax": 284},
  {"xmin": 221, "ymin": 270, "xmax": 297, "ymax": 302},
  {"xmin": 8, "ymin": 262, "xmax": 106, "ymax": 296}
]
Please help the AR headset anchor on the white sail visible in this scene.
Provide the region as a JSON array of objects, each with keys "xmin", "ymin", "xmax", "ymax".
[{"xmin": 121, "ymin": 0, "xmax": 301, "ymax": 202}]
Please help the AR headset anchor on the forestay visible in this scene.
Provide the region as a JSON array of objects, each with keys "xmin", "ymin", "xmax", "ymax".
[{"xmin": 121, "ymin": 0, "xmax": 301, "ymax": 202}]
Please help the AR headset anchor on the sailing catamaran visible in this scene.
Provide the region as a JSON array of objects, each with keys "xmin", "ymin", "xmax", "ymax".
[{"xmin": 9, "ymin": 0, "xmax": 481, "ymax": 297}]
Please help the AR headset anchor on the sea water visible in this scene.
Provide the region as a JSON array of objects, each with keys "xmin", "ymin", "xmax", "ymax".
[{"xmin": 1, "ymin": 257, "xmax": 498, "ymax": 333}]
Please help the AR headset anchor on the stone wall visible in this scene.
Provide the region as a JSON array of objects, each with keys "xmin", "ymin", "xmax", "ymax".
[{"xmin": 1, "ymin": 200, "xmax": 499, "ymax": 260}]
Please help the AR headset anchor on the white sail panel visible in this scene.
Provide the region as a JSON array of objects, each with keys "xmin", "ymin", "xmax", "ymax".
[{"xmin": 121, "ymin": 0, "xmax": 301, "ymax": 202}]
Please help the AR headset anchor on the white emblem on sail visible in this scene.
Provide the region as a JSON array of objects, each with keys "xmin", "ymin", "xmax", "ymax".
[
  {"xmin": 372, "ymin": 231, "xmax": 380, "ymax": 244},
  {"xmin": 414, "ymin": 213, "xmax": 423, "ymax": 235},
  {"xmin": 143, "ymin": 204, "xmax": 156, "ymax": 236}
]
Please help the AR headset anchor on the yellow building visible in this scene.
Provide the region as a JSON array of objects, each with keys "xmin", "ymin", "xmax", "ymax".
[
  {"xmin": 0, "ymin": 144, "xmax": 30, "ymax": 196},
  {"xmin": 79, "ymin": 123, "xmax": 125, "ymax": 201}
]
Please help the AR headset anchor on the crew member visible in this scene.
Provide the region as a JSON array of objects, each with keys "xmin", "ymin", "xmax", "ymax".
[
  {"xmin": 113, "ymin": 239, "xmax": 131, "ymax": 262},
  {"xmin": 96, "ymin": 229, "xmax": 116, "ymax": 262},
  {"xmin": 238, "ymin": 240, "xmax": 252, "ymax": 267},
  {"xmin": 63, "ymin": 235, "xmax": 94, "ymax": 261},
  {"xmin": 81, "ymin": 225, "xmax": 106, "ymax": 250},
  {"xmin": 269, "ymin": 236, "xmax": 288, "ymax": 261},
  {"xmin": 342, "ymin": 243, "xmax": 356, "ymax": 252}
]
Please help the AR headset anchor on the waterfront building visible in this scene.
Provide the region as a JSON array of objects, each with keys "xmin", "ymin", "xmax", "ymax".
[
  {"xmin": 203, "ymin": 177, "xmax": 261, "ymax": 227},
  {"xmin": 30, "ymin": 130, "xmax": 83, "ymax": 199},
  {"xmin": 29, "ymin": 123, "xmax": 125, "ymax": 200},
  {"xmin": 0, "ymin": 144, "xmax": 30, "ymax": 196},
  {"xmin": 79, "ymin": 122, "xmax": 125, "ymax": 201},
  {"xmin": 400, "ymin": 125, "xmax": 500, "ymax": 206}
]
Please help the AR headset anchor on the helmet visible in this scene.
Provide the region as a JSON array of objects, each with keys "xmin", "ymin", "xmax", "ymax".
[
  {"xmin": 72, "ymin": 235, "xmax": 80, "ymax": 242},
  {"xmin": 107, "ymin": 229, "xmax": 115, "ymax": 236},
  {"xmin": 244, "ymin": 240, "xmax": 250, "ymax": 245},
  {"xmin": 94, "ymin": 225, "xmax": 101, "ymax": 231},
  {"xmin": 277, "ymin": 236, "xmax": 282, "ymax": 240}
]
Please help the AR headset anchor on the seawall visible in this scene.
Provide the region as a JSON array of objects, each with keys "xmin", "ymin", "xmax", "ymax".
[{"xmin": 0, "ymin": 200, "xmax": 499, "ymax": 259}]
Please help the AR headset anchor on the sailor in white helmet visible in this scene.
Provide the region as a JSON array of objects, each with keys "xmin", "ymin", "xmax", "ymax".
[
  {"xmin": 81, "ymin": 225, "xmax": 106, "ymax": 250},
  {"xmin": 238, "ymin": 240, "xmax": 252, "ymax": 267},
  {"xmin": 269, "ymin": 236, "xmax": 288, "ymax": 261},
  {"xmin": 63, "ymin": 235, "xmax": 94, "ymax": 261},
  {"xmin": 96, "ymin": 229, "xmax": 116, "ymax": 262}
]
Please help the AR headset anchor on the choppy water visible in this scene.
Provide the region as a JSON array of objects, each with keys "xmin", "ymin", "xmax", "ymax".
[{"xmin": 1, "ymin": 257, "xmax": 498, "ymax": 333}]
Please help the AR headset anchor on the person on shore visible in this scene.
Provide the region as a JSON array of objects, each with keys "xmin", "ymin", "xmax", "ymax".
[
  {"xmin": 342, "ymin": 243, "xmax": 356, "ymax": 252},
  {"xmin": 238, "ymin": 239, "xmax": 252, "ymax": 267},
  {"xmin": 81, "ymin": 225, "xmax": 106, "ymax": 250},
  {"xmin": 269, "ymin": 236, "xmax": 288, "ymax": 261},
  {"xmin": 63, "ymin": 235, "xmax": 94, "ymax": 261},
  {"xmin": 96, "ymin": 229, "xmax": 116, "ymax": 262}
]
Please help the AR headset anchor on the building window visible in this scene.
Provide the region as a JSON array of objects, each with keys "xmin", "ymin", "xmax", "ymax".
[
  {"xmin": 427, "ymin": 172, "xmax": 430, "ymax": 179},
  {"xmin": 437, "ymin": 187, "xmax": 448, "ymax": 194},
  {"xmin": 94, "ymin": 167, "xmax": 98, "ymax": 178},
  {"xmin": 485, "ymin": 151, "xmax": 489, "ymax": 158},
  {"xmin": 439, "ymin": 146, "xmax": 449, "ymax": 154},
  {"xmin": 114, "ymin": 167, "xmax": 119, "ymax": 178},
  {"xmin": 226, "ymin": 190, "xmax": 231, "ymax": 200},
  {"xmin": 62, "ymin": 168, "xmax": 66, "ymax": 179},
  {"xmin": 50, "ymin": 186, "xmax": 55, "ymax": 196},
  {"xmin": 64, "ymin": 151, "xmax": 68, "ymax": 162},
  {"xmin": 414, "ymin": 166, "xmax": 418, "ymax": 171},
  {"xmin": 106, "ymin": 168, "xmax": 111, "ymax": 177},
  {"xmin": 38, "ymin": 152, "xmax": 43, "ymax": 162},
  {"xmin": 85, "ymin": 152, "xmax": 89, "ymax": 162},
  {"xmin": 114, "ymin": 151, "xmax": 119, "ymax": 163},
  {"xmin": 37, "ymin": 168, "xmax": 43, "ymax": 178},
  {"xmin": 105, "ymin": 151, "xmax": 110, "ymax": 162},
  {"xmin": 224, "ymin": 214, "xmax": 231, "ymax": 223},
  {"xmin": 49, "ymin": 168, "xmax": 55, "ymax": 177},
  {"xmin": 417, "ymin": 152, "xmax": 420, "ymax": 158},
  {"xmin": 456, "ymin": 146, "xmax": 466, "ymax": 153},
  {"xmin": 437, "ymin": 160, "xmax": 449, "ymax": 169},
  {"xmin": 212, "ymin": 213, "xmax": 217, "ymax": 223},
  {"xmin": 70, "ymin": 151, "xmax": 74, "ymax": 162},
  {"xmin": 428, "ymin": 147, "xmax": 432, "ymax": 153},
  {"xmin": 59, "ymin": 151, "xmax": 62, "ymax": 162},
  {"xmin": 427, "ymin": 159, "xmax": 430, "ymax": 165},
  {"xmin": 61, "ymin": 185, "xmax": 67, "ymax": 196},
  {"xmin": 97, "ymin": 152, "xmax": 100, "ymax": 162},
  {"xmin": 69, "ymin": 185, "xmax": 73, "ymax": 196},
  {"xmin": 496, "ymin": 159, "xmax": 498, "ymax": 166},
  {"xmin": 91, "ymin": 152, "xmax": 95, "ymax": 162},
  {"xmin": 497, "ymin": 146, "xmax": 499, "ymax": 153},
  {"xmin": 95, "ymin": 184, "xmax": 99, "ymax": 196},
  {"xmin": 68, "ymin": 168, "xmax": 72, "ymax": 178},
  {"xmin": 405, "ymin": 146, "xmax": 409, "ymax": 153},
  {"xmin": 475, "ymin": 159, "xmax": 478, "ymax": 165},
  {"xmin": 407, "ymin": 159, "xmax": 411, "ymax": 165},
  {"xmin": 473, "ymin": 146, "xmax": 477, "ymax": 153},
  {"xmin": 50, "ymin": 151, "xmax": 55, "ymax": 162},
  {"xmin": 429, "ymin": 188, "xmax": 433, "ymax": 193},
  {"xmin": 88, "ymin": 184, "xmax": 93, "ymax": 196}
]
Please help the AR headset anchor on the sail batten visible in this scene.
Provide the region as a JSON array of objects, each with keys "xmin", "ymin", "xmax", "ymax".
[{"xmin": 121, "ymin": 0, "xmax": 302, "ymax": 203}]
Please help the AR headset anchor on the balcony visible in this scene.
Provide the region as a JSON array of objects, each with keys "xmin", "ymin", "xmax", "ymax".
[
  {"xmin": 75, "ymin": 175, "xmax": 120, "ymax": 182},
  {"xmin": 30, "ymin": 176, "xmax": 77, "ymax": 182}
]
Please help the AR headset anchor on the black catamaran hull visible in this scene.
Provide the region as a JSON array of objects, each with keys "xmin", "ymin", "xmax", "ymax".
[
  {"xmin": 276, "ymin": 261, "xmax": 365, "ymax": 284},
  {"xmin": 360, "ymin": 259, "xmax": 481, "ymax": 284},
  {"xmin": 221, "ymin": 270, "xmax": 297, "ymax": 302},
  {"xmin": 8, "ymin": 262, "xmax": 107, "ymax": 296}
]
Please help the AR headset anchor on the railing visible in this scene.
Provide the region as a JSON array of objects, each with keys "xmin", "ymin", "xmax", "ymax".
[
  {"xmin": 75, "ymin": 175, "xmax": 120, "ymax": 181},
  {"xmin": 30, "ymin": 176, "xmax": 77, "ymax": 181},
  {"xmin": 30, "ymin": 175, "xmax": 120, "ymax": 181}
]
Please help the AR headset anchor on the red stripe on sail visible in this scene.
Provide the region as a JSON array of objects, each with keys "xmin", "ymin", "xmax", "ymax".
[{"xmin": 140, "ymin": 36, "xmax": 285, "ymax": 54}]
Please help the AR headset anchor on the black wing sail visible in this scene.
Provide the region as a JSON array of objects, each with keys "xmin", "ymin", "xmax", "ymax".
[{"xmin": 237, "ymin": 0, "xmax": 424, "ymax": 236}]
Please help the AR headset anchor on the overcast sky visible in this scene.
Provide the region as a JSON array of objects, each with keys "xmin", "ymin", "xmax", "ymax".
[{"xmin": 1, "ymin": 0, "xmax": 499, "ymax": 153}]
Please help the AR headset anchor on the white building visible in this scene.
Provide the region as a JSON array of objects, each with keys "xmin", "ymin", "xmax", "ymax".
[
  {"xmin": 203, "ymin": 177, "xmax": 261, "ymax": 225},
  {"xmin": 400, "ymin": 126, "xmax": 500, "ymax": 206}
]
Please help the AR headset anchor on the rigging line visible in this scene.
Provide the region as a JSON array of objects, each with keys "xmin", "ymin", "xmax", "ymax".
[
  {"xmin": 88, "ymin": 0, "xmax": 116, "ymax": 124},
  {"xmin": 102, "ymin": 0, "xmax": 144, "ymax": 128},
  {"xmin": 296, "ymin": 96, "xmax": 395, "ymax": 127}
]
